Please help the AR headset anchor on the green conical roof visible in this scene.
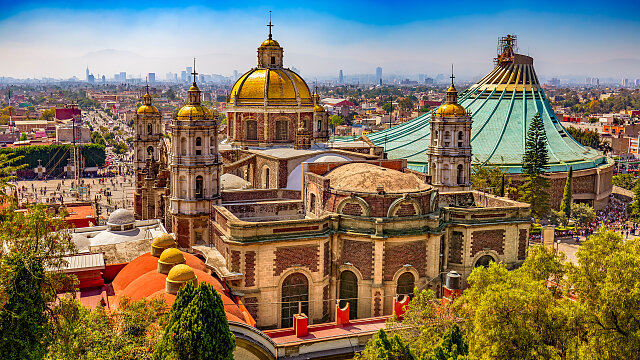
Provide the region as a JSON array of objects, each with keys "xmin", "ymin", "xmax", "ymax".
[{"xmin": 355, "ymin": 52, "xmax": 611, "ymax": 174}]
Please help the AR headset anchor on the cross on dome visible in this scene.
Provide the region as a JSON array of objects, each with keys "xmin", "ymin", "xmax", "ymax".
[
  {"xmin": 191, "ymin": 58, "xmax": 198, "ymax": 84},
  {"xmin": 450, "ymin": 64, "xmax": 455, "ymax": 86},
  {"xmin": 267, "ymin": 11, "xmax": 274, "ymax": 40}
]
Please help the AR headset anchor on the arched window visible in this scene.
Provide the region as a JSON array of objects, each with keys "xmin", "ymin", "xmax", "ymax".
[
  {"xmin": 271, "ymin": 56, "xmax": 276, "ymax": 65},
  {"xmin": 147, "ymin": 146, "xmax": 154, "ymax": 158},
  {"xmin": 444, "ymin": 131, "xmax": 451, "ymax": 147},
  {"xmin": 397, "ymin": 272, "xmax": 415, "ymax": 298},
  {"xmin": 434, "ymin": 130, "xmax": 439, "ymax": 145},
  {"xmin": 457, "ymin": 164, "xmax": 464, "ymax": 185},
  {"xmin": 195, "ymin": 176, "xmax": 203, "ymax": 199},
  {"xmin": 475, "ymin": 255, "xmax": 495, "ymax": 268},
  {"xmin": 317, "ymin": 119, "xmax": 322, "ymax": 131},
  {"xmin": 276, "ymin": 120, "xmax": 288, "ymax": 141},
  {"xmin": 339, "ymin": 271, "xmax": 358, "ymax": 320},
  {"xmin": 195, "ymin": 137, "xmax": 202, "ymax": 156},
  {"xmin": 210, "ymin": 136, "xmax": 216, "ymax": 155},
  {"xmin": 263, "ymin": 167, "xmax": 270, "ymax": 189},
  {"xmin": 179, "ymin": 176, "xmax": 186, "ymax": 198},
  {"xmin": 281, "ymin": 273, "xmax": 308, "ymax": 328},
  {"xmin": 147, "ymin": 123, "xmax": 153, "ymax": 135},
  {"xmin": 458, "ymin": 131, "xmax": 463, "ymax": 147},
  {"xmin": 180, "ymin": 137, "xmax": 187, "ymax": 156},
  {"xmin": 246, "ymin": 120, "xmax": 257, "ymax": 141}
]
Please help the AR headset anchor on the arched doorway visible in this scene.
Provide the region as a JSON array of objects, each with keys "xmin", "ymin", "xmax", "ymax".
[
  {"xmin": 475, "ymin": 255, "xmax": 495, "ymax": 268},
  {"xmin": 281, "ymin": 273, "xmax": 308, "ymax": 328},
  {"xmin": 339, "ymin": 270, "xmax": 358, "ymax": 320},
  {"xmin": 396, "ymin": 272, "xmax": 415, "ymax": 298}
]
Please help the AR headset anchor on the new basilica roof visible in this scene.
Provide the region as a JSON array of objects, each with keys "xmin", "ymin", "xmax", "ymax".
[{"xmin": 355, "ymin": 38, "xmax": 611, "ymax": 174}]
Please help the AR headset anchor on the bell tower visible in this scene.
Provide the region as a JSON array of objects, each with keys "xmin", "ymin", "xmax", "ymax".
[
  {"xmin": 257, "ymin": 13, "xmax": 284, "ymax": 68},
  {"xmin": 427, "ymin": 68, "xmax": 472, "ymax": 192}
]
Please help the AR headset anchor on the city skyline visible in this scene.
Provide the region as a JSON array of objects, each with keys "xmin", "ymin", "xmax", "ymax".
[{"xmin": 1, "ymin": 0, "xmax": 640, "ymax": 80}]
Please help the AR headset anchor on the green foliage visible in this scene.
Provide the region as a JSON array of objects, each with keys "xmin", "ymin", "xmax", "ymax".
[
  {"xmin": 630, "ymin": 180, "xmax": 640, "ymax": 219},
  {"xmin": 398, "ymin": 97, "xmax": 415, "ymax": 111},
  {"xmin": 155, "ymin": 282, "xmax": 235, "ymax": 360},
  {"xmin": 425, "ymin": 324, "xmax": 469, "ymax": 360},
  {"xmin": 570, "ymin": 203, "xmax": 595, "ymax": 228},
  {"xmin": 0, "ymin": 205, "xmax": 76, "ymax": 360},
  {"xmin": 565, "ymin": 126, "xmax": 610, "ymax": 152},
  {"xmin": 358, "ymin": 329, "xmax": 416, "ymax": 360},
  {"xmin": 549, "ymin": 209, "xmax": 569, "ymax": 227},
  {"xmin": 461, "ymin": 249, "xmax": 578, "ymax": 360},
  {"xmin": 329, "ymin": 115, "xmax": 343, "ymax": 127},
  {"xmin": 91, "ymin": 131, "xmax": 106, "ymax": 146},
  {"xmin": 567, "ymin": 229, "xmax": 640, "ymax": 359},
  {"xmin": 520, "ymin": 113, "xmax": 550, "ymax": 219},
  {"xmin": 18, "ymin": 133, "xmax": 28, "ymax": 141},
  {"xmin": 0, "ymin": 153, "xmax": 26, "ymax": 194},
  {"xmin": 40, "ymin": 108, "xmax": 56, "ymax": 121},
  {"xmin": 112, "ymin": 141, "xmax": 128, "ymax": 155},
  {"xmin": 0, "ymin": 143, "xmax": 106, "ymax": 170},
  {"xmin": 470, "ymin": 162, "xmax": 511, "ymax": 196},
  {"xmin": 46, "ymin": 296, "xmax": 168, "ymax": 360},
  {"xmin": 561, "ymin": 167, "xmax": 573, "ymax": 217},
  {"xmin": 612, "ymin": 173, "xmax": 637, "ymax": 191},
  {"xmin": 382, "ymin": 102, "xmax": 393, "ymax": 114}
]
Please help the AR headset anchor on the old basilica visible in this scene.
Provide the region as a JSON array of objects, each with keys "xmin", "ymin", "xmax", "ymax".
[{"xmin": 133, "ymin": 27, "xmax": 531, "ymax": 329}]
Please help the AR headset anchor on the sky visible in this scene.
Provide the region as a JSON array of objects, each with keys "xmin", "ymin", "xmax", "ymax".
[{"xmin": 1, "ymin": 0, "xmax": 640, "ymax": 81}]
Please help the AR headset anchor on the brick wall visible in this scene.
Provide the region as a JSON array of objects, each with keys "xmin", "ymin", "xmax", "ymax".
[
  {"xmin": 244, "ymin": 297, "xmax": 258, "ymax": 321},
  {"xmin": 175, "ymin": 218, "xmax": 190, "ymax": 247},
  {"xmin": 323, "ymin": 242, "xmax": 331, "ymax": 276},
  {"xmin": 471, "ymin": 229, "xmax": 505, "ymax": 257},
  {"xmin": 273, "ymin": 245, "xmax": 320, "ymax": 276},
  {"xmin": 231, "ymin": 250, "xmax": 241, "ymax": 273},
  {"xmin": 342, "ymin": 202, "xmax": 363, "ymax": 216},
  {"xmin": 518, "ymin": 229, "xmax": 528, "ymax": 260},
  {"xmin": 339, "ymin": 240, "xmax": 373, "ymax": 280},
  {"xmin": 395, "ymin": 203, "xmax": 416, "ymax": 216},
  {"xmin": 245, "ymin": 251, "xmax": 256, "ymax": 287},
  {"xmin": 449, "ymin": 231, "xmax": 463, "ymax": 264},
  {"xmin": 383, "ymin": 241, "xmax": 427, "ymax": 280}
]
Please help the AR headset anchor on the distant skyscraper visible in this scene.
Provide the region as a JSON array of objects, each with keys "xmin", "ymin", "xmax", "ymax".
[
  {"xmin": 339, "ymin": 70, "xmax": 344, "ymax": 84},
  {"xmin": 148, "ymin": 73, "xmax": 156, "ymax": 83},
  {"xmin": 233, "ymin": 70, "xmax": 239, "ymax": 79},
  {"xmin": 181, "ymin": 71, "xmax": 187, "ymax": 82},
  {"xmin": 186, "ymin": 67, "xmax": 192, "ymax": 82},
  {"xmin": 119, "ymin": 72, "xmax": 126, "ymax": 82},
  {"xmin": 102, "ymin": 75, "xmax": 106, "ymax": 83},
  {"xmin": 86, "ymin": 67, "xmax": 90, "ymax": 82},
  {"xmin": 376, "ymin": 66, "xmax": 382, "ymax": 84}
]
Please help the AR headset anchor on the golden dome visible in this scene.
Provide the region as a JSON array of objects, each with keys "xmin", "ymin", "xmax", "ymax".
[
  {"xmin": 260, "ymin": 39, "xmax": 280, "ymax": 47},
  {"xmin": 229, "ymin": 68, "xmax": 313, "ymax": 107},
  {"xmin": 435, "ymin": 103, "xmax": 467, "ymax": 117},
  {"xmin": 176, "ymin": 104, "xmax": 213, "ymax": 120},
  {"xmin": 158, "ymin": 248, "xmax": 186, "ymax": 265},
  {"xmin": 447, "ymin": 84, "xmax": 457, "ymax": 93},
  {"xmin": 167, "ymin": 264, "xmax": 196, "ymax": 282},
  {"xmin": 137, "ymin": 104, "xmax": 159, "ymax": 114},
  {"xmin": 189, "ymin": 84, "xmax": 200, "ymax": 92},
  {"xmin": 152, "ymin": 233, "xmax": 176, "ymax": 248}
]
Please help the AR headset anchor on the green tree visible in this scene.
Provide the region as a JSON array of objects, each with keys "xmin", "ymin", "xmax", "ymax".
[
  {"xmin": 425, "ymin": 324, "xmax": 469, "ymax": 360},
  {"xmin": 560, "ymin": 167, "xmax": 573, "ymax": 217},
  {"xmin": 569, "ymin": 203, "xmax": 595, "ymax": 229},
  {"xmin": 519, "ymin": 113, "xmax": 550, "ymax": 219},
  {"xmin": 0, "ymin": 205, "xmax": 76, "ymax": 360},
  {"xmin": 470, "ymin": 162, "xmax": 511, "ymax": 196},
  {"xmin": 382, "ymin": 102, "xmax": 393, "ymax": 114},
  {"xmin": 155, "ymin": 282, "xmax": 235, "ymax": 360},
  {"xmin": 18, "ymin": 133, "xmax": 28, "ymax": 141},
  {"xmin": 357, "ymin": 329, "xmax": 416, "ymax": 360},
  {"xmin": 612, "ymin": 173, "xmax": 637, "ymax": 190},
  {"xmin": 567, "ymin": 228, "xmax": 640, "ymax": 359},
  {"xmin": 40, "ymin": 108, "xmax": 56, "ymax": 121},
  {"xmin": 631, "ymin": 180, "xmax": 640, "ymax": 219}
]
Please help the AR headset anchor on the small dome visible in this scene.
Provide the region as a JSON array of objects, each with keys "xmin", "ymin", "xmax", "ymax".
[
  {"xmin": 189, "ymin": 84, "xmax": 200, "ymax": 92},
  {"xmin": 167, "ymin": 264, "xmax": 196, "ymax": 282},
  {"xmin": 325, "ymin": 163, "xmax": 431, "ymax": 194},
  {"xmin": 152, "ymin": 233, "xmax": 175, "ymax": 248},
  {"xmin": 314, "ymin": 104, "xmax": 325, "ymax": 112},
  {"xmin": 447, "ymin": 84, "xmax": 457, "ymax": 93},
  {"xmin": 176, "ymin": 104, "xmax": 212, "ymax": 120},
  {"xmin": 159, "ymin": 248, "xmax": 185, "ymax": 264},
  {"xmin": 260, "ymin": 38, "xmax": 280, "ymax": 47},
  {"xmin": 220, "ymin": 173, "xmax": 252, "ymax": 190},
  {"xmin": 435, "ymin": 103, "xmax": 467, "ymax": 117},
  {"xmin": 137, "ymin": 104, "xmax": 159, "ymax": 114},
  {"xmin": 107, "ymin": 209, "xmax": 135, "ymax": 226}
]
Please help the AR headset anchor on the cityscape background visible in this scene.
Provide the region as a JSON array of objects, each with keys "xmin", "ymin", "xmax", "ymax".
[{"xmin": 1, "ymin": 0, "xmax": 640, "ymax": 84}]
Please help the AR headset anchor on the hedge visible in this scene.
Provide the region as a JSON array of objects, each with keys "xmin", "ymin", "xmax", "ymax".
[{"xmin": 0, "ymin": 143, "xmax": 106, "ymax": 170}]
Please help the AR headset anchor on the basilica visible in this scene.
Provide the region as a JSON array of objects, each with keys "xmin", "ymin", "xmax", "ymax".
[{"xmin": 133, "ymin": 28, "xmax": 531, "ymax": 331}]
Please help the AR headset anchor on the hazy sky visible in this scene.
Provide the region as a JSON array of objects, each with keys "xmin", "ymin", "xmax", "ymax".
[{"xmin": 1, "ymin": 0, "xmax": 640, "ymax": 80}]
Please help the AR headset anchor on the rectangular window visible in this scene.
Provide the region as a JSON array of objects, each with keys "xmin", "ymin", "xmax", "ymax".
[{"xmin": 276, "ymin": 120, "xmax": 288, "ymax": 141}]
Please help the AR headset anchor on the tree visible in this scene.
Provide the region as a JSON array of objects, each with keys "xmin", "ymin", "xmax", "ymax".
[
  {"xmin": 519, "ymin": 113, "xmax": 550, "ymax": 219},
  {"xmin": 470, "ymin": 162, "xmax": 511, "ymax": 196},
  {"xmin": 356, "ymin": 329, "xmax": 415, "ymax": 360},
  {"xmin": 40, "ymin": 108, "xmax": 56, "ymax": 121},
  {"xmin": 612, "ymin": 173, "xmax": 636, "ymax": 191},
  {"xmin": 425, "ymin": 324, "xmax": 469, "ymax": 360},
  {"xmin": 630, "ymin": 180, "xmax": 640, "ymax": 219},
  {"xmin": 560, "ymin": 167, "xmax": 573, "ymax": 217},
  {"xmin": 155, "ymin": 282, "xmax": 235, "ymax": 360},
  {"xmin": 382, "ymin": 102, "xmax": 393, "ymax": 114},
  {"xmin": 0, "ymin": 205, "xmax": 76, "ymax": 360},
  {"xmin": 18, "ymin": 133, "xmax": 28, "ymax": 141},
  {"xmin": 570, "ymin": 203, "xmax": 595, "ymax": 229},
  {"xmin": 567, "ymin": 229, "xmax": 640, "ymax": 359}
]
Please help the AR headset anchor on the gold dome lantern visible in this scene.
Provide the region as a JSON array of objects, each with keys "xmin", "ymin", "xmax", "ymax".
[
  {"xmin": 165, "ymin": 264, "xmax": 198, "ymax": 294},
  {"xmin": 138, "ymin": 87, "xmax": 160, "ymax": 114},
  {"xmin": 435, "ymin": 103, "xmax": 467, "ymax": 117},
  {"xmin": 157, "ymin": 248, "xmax": 186, "ymax": 274},
  {"xmin": 151, "ymin": 233, "xmax": 176, "ymax": 257}
]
